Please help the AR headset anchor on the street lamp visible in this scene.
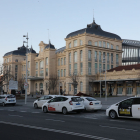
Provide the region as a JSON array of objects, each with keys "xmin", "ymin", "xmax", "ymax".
[
  {"xmin": 103, "ymin": 57, "xmax": 107, "ymax": 101},
  {"xmin": 23, "ymin": 33, "xmax": 29, "ymax": 104}
]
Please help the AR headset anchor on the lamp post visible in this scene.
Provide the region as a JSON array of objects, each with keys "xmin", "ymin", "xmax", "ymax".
[
  {"xmin": 23, "ymin": 33, "xmax": 29, "ymax": 104},
  {"xmin": 103, "ymin": 57, "xmax": 107, "ymax": 101}
]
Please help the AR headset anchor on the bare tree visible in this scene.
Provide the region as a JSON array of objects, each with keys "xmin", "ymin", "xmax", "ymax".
[
  {"xmin": 69, "ymin": 72, "xmax": 79, "ymax": 95},
  {"xmin": 18, "ymin": 78, "xmax": 25, "ymax": 93},
  {"xmin": 0, "ymin": 65, "xmax": 14, "ymax": 93},
  {"xmin": 46, "ymin": 75, "xmax": 59, "ymax": 94},
  {"xmin": 89, "ymin": 76, "xmax": 96, "ymax": 96}
]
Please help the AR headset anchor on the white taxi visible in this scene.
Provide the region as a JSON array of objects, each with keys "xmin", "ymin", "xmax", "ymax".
[
  {"xmin": 106, "ymin": 97, "xmax": 140, "ymax": 119},
  {"xmin": 42, "ymin": 96, "xmax": 84, "ymax": 114},
  {"xmin": 33, "ymin": 95, "xmax": 57, "ymax": 108},
  {"xmin": 81, "ymin": 97, "xmax": 102, "ymax": 111}
]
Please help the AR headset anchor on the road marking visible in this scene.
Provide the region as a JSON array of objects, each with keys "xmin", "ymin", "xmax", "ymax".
[
  {"xmin": 9, "ymin": 114, "xmax": 23, "ymax": 117},
  {"xmin": 8, "ymin": 110, "xmax": 14, "ymax": 111},
  {"xmin": 46, "ymin": 119, "xmax": 65, "ymax": 122},
  {"xmin": 32, "ymin": 112, "xmax": 40, "ymax": 113},
  {"xmin": 99, "ymin": 125, "xmax": 137, "ymax": 132},
  {"xmin": 0, "ymin": 121, "xmax": 115, "ymax": 140},
  {"xmin": 110, "ymin": 120, "xmax": 125, "ymax": 123},
  {"xmin": 20, "ymin": 111, "xmax": 27, "ymax": 112}
]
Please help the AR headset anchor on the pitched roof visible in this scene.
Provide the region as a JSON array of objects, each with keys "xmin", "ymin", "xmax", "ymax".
[
  {"xmin": 55, "ymin": 46, "xmax": 66, "ymax": 54},
  {"xmin": 66, "ymin": 21, "xmax": 121, "ymax": 40},
  {"xmin": 107, "ymin": 64, "xmax": 140, "ymax": 72}
]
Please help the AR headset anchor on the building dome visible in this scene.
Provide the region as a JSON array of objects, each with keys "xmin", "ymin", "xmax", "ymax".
[{"xmin": 66, "ymin": 21, "xmax": 121, "ymax": 40}]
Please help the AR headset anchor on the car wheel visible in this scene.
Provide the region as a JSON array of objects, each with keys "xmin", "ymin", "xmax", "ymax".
[
  {"xmin": 62, "ymin": 107, "xmax": 67, "ymax": 115},
  {"xmin": 34, "ymin": 103, "xmax": 38, "ymax": 109},
  {"xmin": 2, "ymin": 102, "xmax": 5, "ymax": 107},
  {"xmin": 109, "ymin": 110, "xmax": 117, "ymax": 119},
  {"xmin": 43, "ymin": 106, "xmax": 48, "ymax": 113}
]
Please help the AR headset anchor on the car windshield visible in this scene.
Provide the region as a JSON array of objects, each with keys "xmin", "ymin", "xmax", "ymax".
[
  {"xmin": 71, "ymin": 97, "xmax": 83, "ymax": 102},
  {"xmin": 86, "ymin": 97, "xmax": 97, "ymax": 101},
  {"xmin": 7, "ymin": 95, "xmax": 15, "ymax": 98}
]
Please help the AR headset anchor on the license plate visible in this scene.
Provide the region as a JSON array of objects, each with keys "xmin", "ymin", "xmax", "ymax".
[
  {"xmin": 10, "ymin": 100, "xmax": 14, "ymax": 102},
  {"xmin": 76, "ymin": 103, "xmax": 80, "ymax": 105},
  {"xmin": 95, "ymin": 103, "xmax": 99, "ymax": 105}
]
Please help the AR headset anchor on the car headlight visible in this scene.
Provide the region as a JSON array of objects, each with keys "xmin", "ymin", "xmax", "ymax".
[{"xmin": 106, "ymin": 105, "xmax": 111, "ymax": 109}]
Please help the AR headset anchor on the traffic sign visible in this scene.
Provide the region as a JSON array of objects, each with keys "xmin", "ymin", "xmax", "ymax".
[
  {"xmin": 9, "ymin": 80, "xmax": 18, "ymax": 90},
  {"xmin": 24, "ymin": 83, "xmax": 28, "ymax": 89}
]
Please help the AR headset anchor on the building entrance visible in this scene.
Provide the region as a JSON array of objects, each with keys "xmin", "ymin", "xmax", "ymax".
[
  {"xmin": 126, "ymin": 83, "xmax": 133, "ymax": 95},
  {"xmin": 117, "ymin": 84, "xmax": 123, "ymax": 94}
]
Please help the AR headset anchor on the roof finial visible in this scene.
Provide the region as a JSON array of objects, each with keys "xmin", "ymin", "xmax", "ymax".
[{"xmin": 93, "ymin": 9, "xmax": 95, "ymax": 23}]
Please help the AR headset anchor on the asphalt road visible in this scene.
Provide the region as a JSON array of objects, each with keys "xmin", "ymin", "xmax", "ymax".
[{"xmin": 0, "ymin": 99, "xmax": 140, "ymax": 140}]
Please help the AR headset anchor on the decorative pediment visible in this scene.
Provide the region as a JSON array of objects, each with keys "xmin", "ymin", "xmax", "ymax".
[{"xmin": 39, "ymin": 41, "xmax": 44, "ymax": 46}]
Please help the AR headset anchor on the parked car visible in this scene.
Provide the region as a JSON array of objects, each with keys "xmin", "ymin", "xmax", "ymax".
[
  {"xmin": 106, "ymin": 97, "xmax": 140, "ymax": 119},
  {"xmin": 33, "ymin": 95, "xmax": 58, "ymax": 108},
  {"xmin": 81, "ymin": 97, "xmax": 102, "ymax": 111},
  {"xmin": 0, "ymin": 94, "xmax": 16, "ymax": 106},
  {"xmin": 42, "ymin": 96, "xmax": 84, "ymax": 115}
]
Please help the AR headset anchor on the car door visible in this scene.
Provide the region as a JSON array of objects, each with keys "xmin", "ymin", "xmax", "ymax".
[
  {"xmin": 118, "ymin": 98, "xmax": 133, "ymax": 117},
  {"xmin": 132, "ymin": 98, "xmax": 140, "ymax": 118},
  {"xmin": 48, "ymin": 97, "xmax": 58, "ymax": 112},
  {"xmin": 37, "ymin": 96, "xmax": 45, "ymax": 107}
]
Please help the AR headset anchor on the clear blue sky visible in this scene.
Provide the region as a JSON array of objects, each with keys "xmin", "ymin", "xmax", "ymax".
[{"xmin": 0, "ymin": 0, "xmax": 140, "ymax": 62}]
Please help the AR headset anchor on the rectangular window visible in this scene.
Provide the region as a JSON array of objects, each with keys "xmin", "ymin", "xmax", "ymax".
[
  {"xmin": 103, "ymin": 64, "xmax": 105, "ymax": 72},
  {"xmin": 74, "ymin": 63, "xmax": 77, "ymax": 75},
  {"xmin": 24, "ymin": 65, "xmax": 25, "ymax": 71},
  {"xmin": 80, "ymin": 40, "xmax": 83, "ymax": 45},
  {"xmin": 46, "ymin": 68, "xmax": 48, "ymax": 76},
  {"xmin": 40, "ymin": 61, "xmax": 43, "ymax": 69},
  {"xmin": 80, "ymin": 63, "xmax": 83, "ymax": 75},
  {"xmin": 95, "ymin": 63, "xmax": 97, "ymax": 74},
  {"xmin": 69, "ymin": 84, "xmax": 71, "ymax": 91},
  {"xmin": 15, "ymin": 65, "xmax": 18, "ymax": 72},
  {"xmin": 88, "ymin": 50, "xmax": 91, "ymax": 61},
  {"xmin": 88, "ymin": 62, "xmax": 91, "ymax": 75},
  {"xmin": 116, "ymin": 54, "xmax": 119, "ymax": 64},
  {"xmin": 95, "ymin": 51, "xmax": 97, "ymax": 62},
  {"xmin": 99, "ymin": 63, "xmax": 102, "ymax": 73},
  {"xmin": 99, "ymin": 41, "xmax": 102, "ymax": 47},
  {"xmin": 46, "ymin": 57, "xmax": 48, "ymax": 65},
  {"xmin": 61, "ymin": 69, "xmax": 63, "ymax": 77},
  {"xmin": 103, "ymin": 42, "xmax": 106, "ymax": 48},
  {"xmin": 15, "ymin": 73, "xmax": 17, "ymax": 81},
  {"xmin": 111, "ymin": 53, "xmax": 113, "ymax": 63},
  {"xmin": 69, "ymin": 64, "xmax": 71, "ymax": 76},
  {"xmin": 36, "ymin": 62, "xmax": 38, "ymax": 70},
  {"xmin": 58, "ymin": 70, "xmax": 60, "ymax": 77},
  {"xmin": 107, "ymin": 43, "xmax": 109, "ymax": 48},
  {"xmin": 74, "ymin": 40, "xmax": 77, "ymax": 47},
  {"xmin": 116, "ymin": 45, "xmax": 119, "ymax": 50},
  {"xmin": 99, "ymin": 51, "xmax": 101, "ymax": 62},
  {"xmin": 61, "ymin": 58, "xmax": 63, "ymax": 65},
  {"xmin": 80, "ymin": 50, "xmax": 83, "ymax": 61},
  {"xmin": 28, "ymin": 71, "xmax": 30, "ymax": 77},
  {"xmin": 28, "ymin": 61, "xmax": 30, "ymax": 68},
  {"xmin": 80, "ymin": 82, "xmax": 83, "ymax": 92},
  {"xmin": 107, "ymin": 53, "xmax": 109, "ymax": 63},
  {"xmin": 69, "ymin": 53, "xmax": 71, "ymax": 63},
  {"xmin": 95, "ymin": 42, "xmax": 97, "ymax": 46},
  {"xmin": 111, "ymin": 65, "xmax": 113, "ymax": 69},
  {"xmin": 36, "ymin": 71, "xmax": 38, "ymax": 77},
  {"xmin": 111, "ymin": 44, "xmax": 113, "ymax": 49},
  {"xmin": 74, "ymin": 52, "xmax": 77, "ymax": 62},
  {"xmin": 64, "ymin": 57, "xmax": 66, "ymax": 65},
  {"xmin": 40, "ymin": 70, "xmax": 44, "ymax": 77},
  {"xmin": 58, "ymin": 58, "xmax": 60, "ymax": 66},
  {"xmin": 103, "ymin": 52, "xmax": 105, "ymax": 63},
  {"xmin": 64, "ymin": 69, "xmax": 66, "ymax": 77},
  {"xmin": 107, "ymin": 64, "xmax": 110, "ymax": 70}
]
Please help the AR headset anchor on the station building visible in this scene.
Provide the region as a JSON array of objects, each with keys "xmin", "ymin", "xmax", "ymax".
[{"xmin": 3, "ymin": 19, "xmax": 140, "ymax": 96}]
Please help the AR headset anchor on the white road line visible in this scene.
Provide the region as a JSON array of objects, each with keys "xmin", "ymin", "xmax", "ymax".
[
  {"xmin": 8, "ymin": 110, "xmax": 14, "ymax": 111},
  {"xmin": 8, "ymin": 114, "xmax": 23, "ymax": 117},
  {"xmin": 99, "ymin": 125, "xmax": 137, "ymax": 132},
  {"xmin": 110, "ymin": 120, "xmax": 125, "ymax": 123},
  {"xmin": 0, "ymin": 121, "xmax": 115, "ymax": 140},
  {"xmin": 31, "ymin": 112, "xmax": 40, "ymax": 113},
  {"xmin": 46, "ymin": 119, "xmax": 65, "ymax": 122},
  {"xmin": 20, "ymin": 111, "xmax": 27, "ymax": 112}
]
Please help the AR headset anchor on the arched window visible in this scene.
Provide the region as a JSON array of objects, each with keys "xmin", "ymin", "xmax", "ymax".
[
  {"xmin": 88, "ymin": 40, "xmax": 92, "ymax": 45},
  {"xmin": 39, "ymin": 83, "xmax": 43, "ymax": 90},
  {"xmin": 69, "ymin": 43, "xmax": 71, "ymax": 48},
  {"xmin": 74, "ymin": 51, "xmax": 77, "ymax": 62}
]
